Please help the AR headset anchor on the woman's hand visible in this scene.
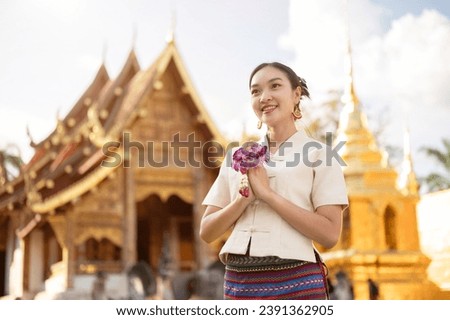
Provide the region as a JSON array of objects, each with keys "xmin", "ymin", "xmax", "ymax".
[
  {"xmin": 200, "ymin": 176, "xmax": 256, "ymax": 243},
  {"xmin": 247, "ymin": 166, "xmax": 273, "ymax": 201}
]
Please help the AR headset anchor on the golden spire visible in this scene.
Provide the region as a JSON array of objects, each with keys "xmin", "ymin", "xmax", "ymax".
[
  {"xmin": 341, "ymin": 0, "xmax": 358, "ymax": 110},
  {"xmin": 397, "ymin": 124, "xmax": 419, "ymax": 195},
  {"xmin": 342, "ymin": 39, "xmax": 359, "ymax": 111},
  {"xmin": 337, "ymin": 8, "xmax": 370, "ymax": 137},
  {"xmin": 102, "ymin": 40, "xmax": 108, "ymax": 65},
  {"xmin": 165, "ymin": 10, "xmax": 176, "ymax": 44},
  {"xmin": 131, "ymin": 23, "xmax": 138, "ymax": 50}
]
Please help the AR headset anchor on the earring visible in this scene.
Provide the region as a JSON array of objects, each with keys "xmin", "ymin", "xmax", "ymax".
[
  {"xmin": 257, "ymin": 120, "xmax": 262, "ymax": 129},
  {"xmin": 292, "ymin": 104, "xmax": 302, "ymax": 120}
]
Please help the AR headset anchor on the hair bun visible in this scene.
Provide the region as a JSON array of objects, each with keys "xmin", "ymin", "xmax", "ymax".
[{"xmin": 298, "ymin": 77, "xmax": 310, "ymax": 99}]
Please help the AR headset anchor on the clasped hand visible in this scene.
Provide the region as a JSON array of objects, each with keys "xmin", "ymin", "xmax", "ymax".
[{"xmin": 247, "ymin": 166, "xmax": 272, "ymax": 201}]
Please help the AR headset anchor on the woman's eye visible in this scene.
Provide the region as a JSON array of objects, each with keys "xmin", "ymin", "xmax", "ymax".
[
  {"xmin": 251, "ymin": 89, "xmax": 260, "ymax": 95},
  {"xmin": 272, "ymin": 83, "xmax": 281, "ymax": 89}
]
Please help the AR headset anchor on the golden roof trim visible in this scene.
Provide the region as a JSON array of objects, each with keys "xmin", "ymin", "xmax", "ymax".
[{"xmin": 28, "ymin": 151, "xmax": 122, "ymax": 213}]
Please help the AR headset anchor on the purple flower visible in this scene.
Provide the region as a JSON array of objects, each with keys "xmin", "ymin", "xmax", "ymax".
[
  {"xmin": 232, "ymin": 142, "xmax": 268, "ymax": 197},
  {"xmin": 232, "ymin": 142, "xmax": 268, "ymax": 174}
]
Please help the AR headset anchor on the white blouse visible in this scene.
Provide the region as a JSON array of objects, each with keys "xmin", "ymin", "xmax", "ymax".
[{"xmin": 202, "ymin": 129, "xmax": 349, "ymax": 263}]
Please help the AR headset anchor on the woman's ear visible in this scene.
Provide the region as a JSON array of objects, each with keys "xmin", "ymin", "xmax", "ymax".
[{"xmin": 295, "ymin": 86, "xmax": 302, "ymax": 102}]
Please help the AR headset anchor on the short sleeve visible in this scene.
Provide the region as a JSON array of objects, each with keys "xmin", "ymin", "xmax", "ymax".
[
  {"xmin": 202, "ymin": 158, "xmax": 232, "ymax": 209},
  {"xmin": 311, "ymin": 145, "xmax": 348, "ymax": 210}
]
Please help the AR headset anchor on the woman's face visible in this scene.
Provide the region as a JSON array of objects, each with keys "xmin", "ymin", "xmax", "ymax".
[{"xmin": 250, "ymin": 66, "xmax": 300, "ymax": 129}]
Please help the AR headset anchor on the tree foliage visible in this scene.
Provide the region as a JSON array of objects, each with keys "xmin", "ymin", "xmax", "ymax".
[
  {"xmin": 0, "ymin": 144, "xmax": 24, "ymax": 185},
  {"xmin": 420, "ymin": 138, "xmax": 450, "ymax": 192},
  {"xmin": 302, "ymin": 89, "xmax": 342, "ymax": 143}
]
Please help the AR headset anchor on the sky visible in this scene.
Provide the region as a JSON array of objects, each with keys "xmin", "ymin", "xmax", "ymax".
[{"xmin": 1, "ymin": 0, "xmax": 450, "ymax": 183}]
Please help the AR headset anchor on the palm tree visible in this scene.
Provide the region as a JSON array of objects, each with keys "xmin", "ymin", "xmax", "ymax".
[
  {"xmin": 0, "ymin": 144, "xmax": 24, "ymax": 185},
  {"xmin": 421, "ymin": 138, "xmax": 450, "ymax": 192}
]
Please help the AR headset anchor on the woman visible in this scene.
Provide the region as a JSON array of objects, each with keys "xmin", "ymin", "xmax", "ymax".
[{"xmin": 200, "ymin": 62, "xmax": 348, "ymax": 299}]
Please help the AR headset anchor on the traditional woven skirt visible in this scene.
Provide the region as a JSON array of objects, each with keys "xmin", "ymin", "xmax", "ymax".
[{"xmin": 224, "ymin": 254, "xmax": 328, "ymax": 300}]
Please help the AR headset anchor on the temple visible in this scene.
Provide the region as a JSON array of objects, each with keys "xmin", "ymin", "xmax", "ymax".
[{"xmin": 0, "ymin": 38, "xmax": 226, "ymax": 299}]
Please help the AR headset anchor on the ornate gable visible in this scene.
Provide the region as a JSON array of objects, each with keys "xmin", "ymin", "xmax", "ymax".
[{"xmin": 0, "ymin": 41, "xmax": 225, "ymax": 215}]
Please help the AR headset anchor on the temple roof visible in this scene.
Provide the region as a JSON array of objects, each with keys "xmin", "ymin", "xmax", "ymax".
[{"xmin": 0, "ymin": 41, "xmax": 225, "ymax": 214}]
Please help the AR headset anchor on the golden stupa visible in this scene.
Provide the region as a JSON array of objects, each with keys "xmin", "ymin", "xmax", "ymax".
[{"xmin": 321, "ymin": 40, "xmax": 450, "ymax": 299}]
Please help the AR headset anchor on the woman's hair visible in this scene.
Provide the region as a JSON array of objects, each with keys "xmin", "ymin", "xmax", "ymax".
[{"xmin": 249, "ymin": 62, "xmax": 310, "ymax": 99}]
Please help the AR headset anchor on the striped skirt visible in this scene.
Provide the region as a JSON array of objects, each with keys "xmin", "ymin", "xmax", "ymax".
[{"xmin": 224, "ymin": 255, "xmax": 328, "ymax": 300}]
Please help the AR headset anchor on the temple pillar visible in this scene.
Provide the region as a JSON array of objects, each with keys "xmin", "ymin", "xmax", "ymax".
[
  {"xmin": 65, "ymin": 212, "xmax": 75, "ymax": 289},
  {"xmin": 122, "ymin": 166, "xmax": 136, "ymax": 269}
]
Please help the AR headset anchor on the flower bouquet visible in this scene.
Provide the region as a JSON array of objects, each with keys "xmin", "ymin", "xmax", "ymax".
[{"xmin": 232, "ymin": 142, "xmax": 269, "ymax": 197}]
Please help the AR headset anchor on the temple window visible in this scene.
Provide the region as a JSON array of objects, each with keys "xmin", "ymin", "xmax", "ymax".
[
  {"xmin": 78, "ymin": 237, "xmax": 121, "ymax": 262},
  {"xmin": 384, "ymin": 206, "xmax": 397, "ymax": 250}
]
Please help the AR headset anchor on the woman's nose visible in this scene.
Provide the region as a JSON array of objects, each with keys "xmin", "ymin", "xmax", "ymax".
[{"xmin": 260, "ymin": 90, "xmax": 272, "ymax": 102}]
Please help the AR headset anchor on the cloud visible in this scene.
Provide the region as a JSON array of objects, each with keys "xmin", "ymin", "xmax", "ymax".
[
  {"xmin": 358, "ymin": 9, "xmax": 450, "ymax": 176},
  {"xmin": 383, "ymin": 10, "xmax": 450, "ymax": 109},
  {"xmin": 279, "ymin": 0, "xmax": 387, "ymax": 100},
  {"xmin": 282, "ymin": 0, "xmax": 450, "ymax": 177}
]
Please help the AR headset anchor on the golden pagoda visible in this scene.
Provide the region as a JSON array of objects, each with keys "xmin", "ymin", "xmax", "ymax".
[{"xmin": 322, "ymin": 40, "xmax": 450, "ymax": 299}]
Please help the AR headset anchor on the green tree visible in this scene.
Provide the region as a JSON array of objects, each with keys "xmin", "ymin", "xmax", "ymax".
[
  {"xmin": 421, "ymin": 138, "xmax": 450, "ymax": 192},
  {"xmin": 0, "ymin": 144, "xmax": 24, "ymax": 185},
  {"xmin": 302, "ymin": 89, "xmax": 342, "ymax": 143}
]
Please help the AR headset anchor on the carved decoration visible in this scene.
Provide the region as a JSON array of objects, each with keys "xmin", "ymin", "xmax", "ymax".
[
  {"xmin": 64, "ymin": 165, "xmax": 73, "ymax": 174},
  {"xmin": 84, "ymin": 97, "xmax": 92, "ymax": 106},
  {"xmin": 5, "ymin": 184, "xmax": 13, "ymax": 194},
  {"xmin": 153, "ymin": 80, "xmax": 163, "ymax": 90},
  {"xmin": 67, "ymin": 118, "xmax": 76, "ymax": 128},
  {"xmin": 47, "ymin": 214, "xmax": 67, "ymax": 248},
  {"xmin": 74, "ymin": 226, "xmax": 122, "ymax": 247},
  {"xmin": 46, "ymin": 179, "xmax": 55, "ymax": 189},
  {"xmin": 114, "ymin": 87, "xmax": 123, "ymax": 96}
]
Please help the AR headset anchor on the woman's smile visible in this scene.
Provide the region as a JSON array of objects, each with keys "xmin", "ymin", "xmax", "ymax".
[{"xmin": 261, "ymin": 105, "xmax": 277, "ymax": 114}]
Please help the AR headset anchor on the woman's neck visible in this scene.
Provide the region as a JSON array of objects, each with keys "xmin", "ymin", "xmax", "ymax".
[{"xmin": 267, "ymin": 122, "xmax": 298, "ymax": 153}]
